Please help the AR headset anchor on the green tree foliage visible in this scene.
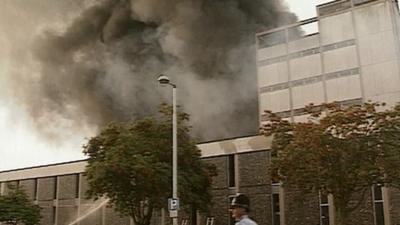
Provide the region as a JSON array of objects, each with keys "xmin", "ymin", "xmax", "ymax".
[
  {"xmin": 83, "ymin": 104, "xmax": 216, "ymax": 225},
  {"xmin": 261, "ymin": 102, "xmax": 400, "ymax": 225},
  {"xmin": 0, "ymin": 185, "xmax": 42, "ymax": 225}
]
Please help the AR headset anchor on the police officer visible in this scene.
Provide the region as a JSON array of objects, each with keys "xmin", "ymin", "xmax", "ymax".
[{"xmin": 230, "ymin": 193, "xmax": 258, "ymax": 225}]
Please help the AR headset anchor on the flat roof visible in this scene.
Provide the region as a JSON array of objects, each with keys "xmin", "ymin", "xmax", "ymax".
[{"xmin": 0, "ymin": 135, "xmax": 271, "ymax": 181}]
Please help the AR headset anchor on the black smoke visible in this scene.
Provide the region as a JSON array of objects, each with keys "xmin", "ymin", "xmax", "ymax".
[{"xmin": 9, "ymin": 0, "xmax": 297, "ymax": 141}]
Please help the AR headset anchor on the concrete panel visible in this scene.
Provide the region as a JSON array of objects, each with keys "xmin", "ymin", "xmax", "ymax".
[
  {"xmin": 366, "ymin": 92, "xmax": 400, "ymax": 107},
  {"xmin": 326, "ymin": 76, "xmax": 362, "ymax": 102},
  {"xmin": 58, "ymin": 206, "xmax": 78, "ymax": 225},
  {"xmin": 198, "ymin": 136, "xmax": 271, "ymax": 157},
  {"xmin": 290, "ymin": 54, "xmax": 322, "ymax": 80},
  {"xmin": 358, "ymin": 30, "xmax": 397, "ymax": 66},
  {"xmin": 19, "ymin": 179, "xmax": 36, "ymax": 200},
  {"xmin": 38, "ymin": 177, "xmax": 56, "ymax": 201},
  {"xmin": 288, "ymin": 34, "xmax": 320, "ymax": 53},
  {"xmin": 258, "ymin": 44, "xmax": 286, "ymax": 61},
  {"xmin": 260, "ymin": 89, "xmax": 291, "ymax": 113},
  {"xmin": 258, "ymin": 62, "xmax": 288, "ymax": 87},
  {"xmin": 323, "ymin": 46, "xmax": 358, "ymax": 73},
  {"xmin": 354, "ymin": 2, "xmax": 392, "ymax": 36},
  {"xmin": 292, "ymin": 82, "xmax": 325, "ymax": 109},
  {"xmin": 320, "ymin": 12, "xmax": 355, "ymax": 45},
  {"xmin": 363, "ymin": 60, "xmax": 400, "ymax": 97},
  {"xmin": 58, "ymin": 174, "xmax": 78, "ymax": 200}
]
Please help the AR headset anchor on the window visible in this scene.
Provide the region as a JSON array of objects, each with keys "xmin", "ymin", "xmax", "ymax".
[
  {"xmin": 288, "ymin": 21, "xmax": 318, "ymax": 41},
  {"xmin": 228, "ymin": 155, "xmax": 235, "ymax": 188},
  {"xmin": 53, "ymin": 177, "xmax": 58, "ymax": 199},
  {"xmin": 373, "ymin": 185, "xmax": 385, "ymax": 225},
  {"xmin": 75, "ymin": 174, "xmax": 80, "ymax": 198},
  {"xmin": 33, "ymin": 179, "xmax": 38, "ymax": 201},
  {"xmin": 271, "ymin": 184, "xmax": 281, "ymax": 225},
  {"xmin": 258, "ymin": 30, "xmax": 286, "ymax": 49},
  {"xmin": 319, "ymin": 193, "xmax": 330, "ymax": 225}
]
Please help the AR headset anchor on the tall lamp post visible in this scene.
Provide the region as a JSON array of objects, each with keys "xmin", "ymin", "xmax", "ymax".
[{"xmin": 158, "ymin": 74, "xmax": 178, "ymax": 225}]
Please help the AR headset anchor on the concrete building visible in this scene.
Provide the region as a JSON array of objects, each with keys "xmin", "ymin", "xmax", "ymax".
[
  {"xmin": 255, "ymin": 0, "xmax": 400, "ymax": 225},
  {"xmin": 1, "ymin": 0, "xmax": 400, "ymax": 225},
  {"xmin": 257, "ymin": 0, "xmax": 400, "ymax": 122}
]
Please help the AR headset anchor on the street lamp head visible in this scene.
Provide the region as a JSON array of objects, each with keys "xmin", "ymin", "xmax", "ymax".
[{"xmin": 158, "ymin": 74, "xmax": 170, "ymax": 85}]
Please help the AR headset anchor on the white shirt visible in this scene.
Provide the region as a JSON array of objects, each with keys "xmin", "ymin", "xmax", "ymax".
[{"xmin": 235, "ymin": 215, "xmax": 258, "ymax": 225}]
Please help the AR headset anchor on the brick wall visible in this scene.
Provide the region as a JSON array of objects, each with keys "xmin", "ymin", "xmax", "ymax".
[
  {"xmin": 3, "ymin": 181, "xmax": 18, "ymax": 195},
  {"xmin": 58, "ymin": 174, "xmax": 78, "ymax": 200},
  {"xmin": 38, "ymin": 177, "xmax": 56, "ymax": 201},
  {"xmin": 80, "ymin": 174, "xmax": 93, "ymax": 204},
  {"xmin": 105, "ymin": 207, "xmax": 130, "ymax": 225},
  {"xmin": 2, "ymin": 149, "xmax": 400, "ymax": 225},
  {"xmin": 390, "ymin": 187, "xmax": 400, "ymax": 225},
  {"xmin": 203, "ymin": 156, "xmax": 228, "ymax": 189},
  {"xmin": 78, "ymin": 203, "xmax": 103, "ymax": 225},
  {"xmin": 203, "ymin": 156, "xmax": 232, "ymax": 225},
  {"xmin": 346, "ymin": 191, "xmax": 374, "ymax": 225},
  {"xmin": 19, "ymin": 179, "xmax": 36, "ymax": 200},
  {"xmin": 239, "ymin": 151, "xmax": 271, "ymax": 225},
  {"xmin": 203, "ymin": 151, "xmax": 273, "ymax": 225},
  {"xmin": 40, "ymin": 206, "xmax": 55, "ymax": 225},
  {"xmin": 283, "ymin": 187, "xmax": 320, "ymax": 225},
  {"xmin": 58, "ymin": 206, "xmax": 78, "ymax": 225}
]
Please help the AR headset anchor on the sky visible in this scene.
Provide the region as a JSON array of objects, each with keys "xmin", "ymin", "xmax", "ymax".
[{"xmin": 0, "ymin": 0, "xmax": 332, "ymax": 171}]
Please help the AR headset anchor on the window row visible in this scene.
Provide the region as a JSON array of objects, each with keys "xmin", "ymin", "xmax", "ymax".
[{"xmin": 0, "ymin": 173, "xmax": 80, "ymax": 200}]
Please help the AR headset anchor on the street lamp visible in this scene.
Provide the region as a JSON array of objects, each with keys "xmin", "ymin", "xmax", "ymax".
[{"xmin": 157, "ymin": 74, "xmax": 178, "ymax": 225}]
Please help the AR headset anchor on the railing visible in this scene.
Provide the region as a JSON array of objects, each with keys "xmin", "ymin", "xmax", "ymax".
[
  {"xmin": 257, "ymin": 18, "xmax": 318, "ymax": 49},
  {"xmin": 257, "ymin": 0, "xmax": 383, "ymax": 49},
  {"xmin": 317, "ymin": 0, "xmax": 380, "ymax": 16},
  {"xmin": 318, "ymin": 0, "xmax": 352, "ymax": 16}
]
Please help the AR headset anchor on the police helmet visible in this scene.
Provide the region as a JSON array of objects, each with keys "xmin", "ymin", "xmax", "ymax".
[{"xmin": 231, "ymin": 193, "xmax": 250, "ymax": 211}]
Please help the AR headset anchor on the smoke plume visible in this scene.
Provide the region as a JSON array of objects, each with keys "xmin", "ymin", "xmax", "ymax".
[{"xmin": 5, "ymin": 0, "xmax": 297, "ymax": 141}]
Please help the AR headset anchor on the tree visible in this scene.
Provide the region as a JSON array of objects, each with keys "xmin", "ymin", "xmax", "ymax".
[
  {"xmin": 261, "ymin": 102, "xmax": 400, "ymax": 225},
  {"xmin": 0, "ymin": 185, "xmax": 42, "ymax": 225},
  {"xmin": 83, "ymin": 104, "xmax": 216, "ymax": 225}
]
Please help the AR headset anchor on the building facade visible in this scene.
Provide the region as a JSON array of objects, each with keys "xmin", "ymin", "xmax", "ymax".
[
  {"xmin": 257, "ymin": 0, "xmax": 400, "ymax": 122},
  {"xmin": 1, "ymin": 0, "xmax": 400, "ymax": 225},
  {"xmin": 255, "ymin": 0, "xmax": 400, "ymax": 224}
]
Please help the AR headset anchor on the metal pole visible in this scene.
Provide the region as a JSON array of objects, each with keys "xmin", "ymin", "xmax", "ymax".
[{"xmin": 172, "ymin": 85, "xmax": 178, "ymax": 225}]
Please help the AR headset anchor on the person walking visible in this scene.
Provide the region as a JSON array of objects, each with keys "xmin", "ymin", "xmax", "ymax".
[{"xmin": 230, "ymin": 193, "xmax": 258, "ymax": 225}]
